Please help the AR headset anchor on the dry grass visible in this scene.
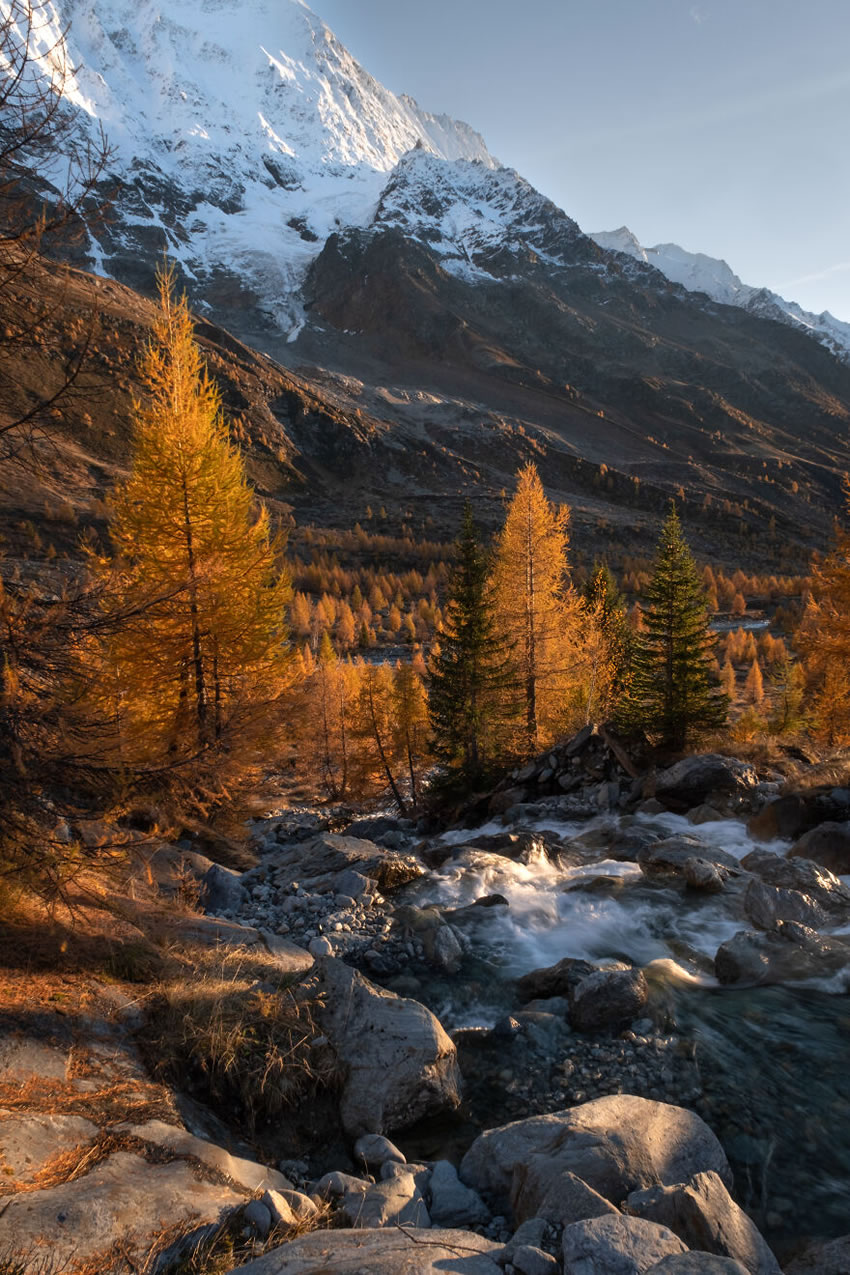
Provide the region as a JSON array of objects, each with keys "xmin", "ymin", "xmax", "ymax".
[{"xmin": 142, "ymin": 950, "xmax": 339, "ymax": 1135}]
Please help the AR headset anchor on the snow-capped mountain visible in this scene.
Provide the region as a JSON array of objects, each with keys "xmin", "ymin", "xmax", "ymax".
[
  {"xmin": 591, "ymin": 227, "xmax": 850, "ymax": 364},
  {"xmin": 16, "ymin": 0, "xmax": 495, "ymax": 332}
]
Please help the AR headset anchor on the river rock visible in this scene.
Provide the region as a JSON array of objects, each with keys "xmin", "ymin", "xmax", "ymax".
[
  {"xmin": 460, "ymin": 1095, "xmax": 732, "ymax": 1216},
  {"xmin": 316, "ymin": 958, "xmax": 461, "ymax": 1137},
  {"xmin": 466, "ymin": 830, "xmax": 557, "ymax": 864},
  {"xmin": 267, "ymin": 833, "xmax": 422, "ymax": 895},
  {"xmin": 562, "ymin": 1214, "xmax": 688, "ymax": 1273},
  {"xmin": 609, "ymin": 827, "xmax": 663, "ymax": 862},
  {"xmin": 626, "ymin": 1171, "xmax": 781, "ymax": 1274},
  {"xmin": 199, "ymin": 861, "xmax": 246, "ymax": 913},
  {"xmin": 429, "ymin": 1159, "xmax": 490, "ymax": 1227},
  {"xmin": 785, "ymin": 1234, "xmax": 850, "ymax": 1274},
  {"xmin": 429, "ymin": 923, "xmax": 464, "ymax": 974},
  {"xmin": 747, "ymin": 795, "xmax": 818, "ymax": 843},
  {"xmin": 686, "ymin": 805, "xmax": 725, "ymax": 825},
  {"xmin": 511, "ymin": 1246, "xmax": 560, "ymax": 1275},
  {"xmin": 683, "ymin": 859, "xmax": 727, "ymax": 892},
  {"xmin": 568, "ymin": 967, "xmax": 649, "ymax": 1033},
  {"xmin": 743, "ymin": 879, "xmax": 826, "ymax": 930},
  {"xmin": 340, "ymin": 1173, "xmax": 430, "ymax": 1228},
  {"xmin": 225, "ymin": 1227, "xmax": 504, "ymax": 1274},
  {"xmin": 648, "ymin": 1259, "xmax": 750, "ymax": 1274},
  {"xmin": 516, "ymin": 958, "xmax": 597, "ymax": 1003},
  {"xmin": 354, "ymin": 1133, "xmax": 406, "ymax": 1169},
  {"xmin": 739, "ymin": 850, "xmax": 850, "ymax": 914},
  {"xmin": 638, "ymin": 837, "xmax": 740, "ymax": 880},
  {"xmin": 653, "ymin": 755, "xmax": 758, "ymax": 811},
  {"xmin": 534, "ymin": 1169, "xmax": 621, "ymax": 1227},
  {"xmin": 789, "ymin": 822, "xmax": 850, "ymax": 874},
  {"xmin": 714, "ymin": 921, "xmax": 850, "ymax": 985}
]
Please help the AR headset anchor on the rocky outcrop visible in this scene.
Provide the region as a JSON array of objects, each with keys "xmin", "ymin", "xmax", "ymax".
[
  {"xmin": 225, "ymin": 1228, "xmax": 504, "ymax": 1274},
  {"xmin": 569, "ymin": 967, "xmax": 649, "ymax": 1033},
  {"xmin": 262, "ymin": 832, "xmax": 423, "ymax": 895},
  {"xmin": 561, "ymin": 1214, "xmax": 689, "ymax": 1272},
  {"xmin": 789, "ymin": 822, "xmax": 850, "ymax": 875},
  {"xmin": 740, "ymin": 850, "xmax": 850, "ymax": 914},
  {"xmin": 315, "ymin": 958, "xmax": 461, "ymax": 1136},
  {"xmin": 637, "ymin": 837, "xmax": 740, "ymax": 880},
  {"xmin": 459, "ymin": 1096, "xmax": 731, "ymax": 1216},
  {"xmin": 715, "ymin": 921, "xmax": 850, "ymax": 985},
  {"xmin": 652, "ymin": 756, "xmax": 759, "ymax": 812},
  {"xmin": 626, "ymin": 1171, "xmax": 781, "ymax": 1274}
]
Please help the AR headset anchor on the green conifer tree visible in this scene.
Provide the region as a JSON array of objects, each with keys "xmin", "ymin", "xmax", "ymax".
[
  {"xmin": 582, "ymin": 562, "xmax": 632, "ymax": 697},
  {"xmin": 627, "ymin": 506, "xmax": 727, "ymax": 749},
  {"xmin": 428, "ymin": 504, "xmax": 515, "ymax": 788}
]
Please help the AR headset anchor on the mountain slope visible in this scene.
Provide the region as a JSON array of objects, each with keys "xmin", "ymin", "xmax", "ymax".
[
  {"xmin": 24, "ymin": 0, "xmax": 494, "ymax": 332},
  {"xmin": 590, "ymin": 227, "xmax": 850, "ymax": 365}
]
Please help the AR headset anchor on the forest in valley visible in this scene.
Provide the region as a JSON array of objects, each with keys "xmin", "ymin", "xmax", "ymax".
[{"xmin": 3, "ymin": 267, "xmax": 850, "ymax": 901}]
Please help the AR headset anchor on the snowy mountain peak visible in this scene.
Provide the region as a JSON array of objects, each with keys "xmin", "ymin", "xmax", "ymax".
[{"xmin": 590, "ymin": 226, "xmax": 850, "ymax": 363}]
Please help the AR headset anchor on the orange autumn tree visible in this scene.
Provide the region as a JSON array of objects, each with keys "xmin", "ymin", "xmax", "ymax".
[
  {"xmin": 94, "ymin": 267, "xmax": 295, "ymax": 788},
  {"xmin": 491, "ymin": 462, "xmax": 592, "ymax": 755}
]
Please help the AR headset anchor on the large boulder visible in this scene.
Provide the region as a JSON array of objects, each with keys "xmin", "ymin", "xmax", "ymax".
[
  {"xmin": 199, "ymin": 862, "xmax": 246, "ymax": 913},
  {"xmin": 653, "ymin": 756, "xmax": 758, "ymax": 812},
  {"xmin": 740, "ymin": 850, "xmax": 850, "ymax": 914},
  {"xmin": 459, "ymin": 1096, "xmax": 731, "ymax": 1217},
  {"xmin": 225, "ymin": 1228, "xmax": 504, "ymax": 1274},
  {"xmin": 562, "ymin": 1214, "xmax": 688, "ymax": 1273},
  {"xmin": 743, "ymin": 879, "xmax": 826, "ymax": 931},
  {"xmin": 785, "ymin": 1234, "xmax": 850, "ymax": 1275},
  {"xmin": 789, "ymin": 822, "xmax": 850, "ymax": 875},
  {"xmin": 316, "ymin": 958, "xmax": 461, "ymax": 1137},
  {"xmin": 465, "ymin": 830, "xmax": 558, "ymax": 863},
  {"xmin": 428, "ymin": 1160, "xmax": 490, "ymax": 1228},
  {"xmin": 747, "ymin": 795, "xmax": 820, "ymax": 843},
  {"xmin": 266, "ymin": 833, "xmax": 422, "ymax": 895},
  {"xmin": 339, "ymin": 1173, "xmax": 430, "ymax": 1228},
  {"xmin": 715, "ymin": 921, "xmax": 850, "ymax": 985},
  {"xmin": 568, "ymin": 968, "xmax": 649, "ymax": 1033},
  {"xmin": 637, "ymin": 837, "xmax": 740, "ymax": 881},
  {"xmin": 533, "ymin": 1169, "xmax": 621, "ymax": 1227},
  {"xmin": 517, "ymin": 958, "xmax": 596, "ymax": 1003},
  {"xmin": 626, "ymin": 1171, "xmax": 781, "ymax": 1274}
]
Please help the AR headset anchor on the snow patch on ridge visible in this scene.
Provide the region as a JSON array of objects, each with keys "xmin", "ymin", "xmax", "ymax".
[{"xmin": 591, "ymin": 226, "xmax": 850, "ymax": 363}]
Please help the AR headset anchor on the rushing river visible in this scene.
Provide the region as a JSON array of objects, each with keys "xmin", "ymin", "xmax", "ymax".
[{"xmin": 397, "ymin": 809, "xmax": 850, "ymax": 1253}]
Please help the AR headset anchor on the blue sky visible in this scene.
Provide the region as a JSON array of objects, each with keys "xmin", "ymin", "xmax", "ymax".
[{"xmin": 318, "ymin": 0, "xmax": 850, "ymax": 321}]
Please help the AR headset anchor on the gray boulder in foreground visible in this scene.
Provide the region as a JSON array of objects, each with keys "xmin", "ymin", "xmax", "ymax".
[
  {"xmin": 316, "ymin": 957, "xmax": 461, "ymax": 1137},
  {"xmin": 715, "ymin": 921, "xmax": 850, "ymax": 985},
  {"xmin": 740, "ymin": 850, "xmax": 850, "ymax": 914},
  {"xmin": 626, "ymin": 1171, "xmax": 781, "ymax": 1274},
  {"xmin": 562, "ymin": 1213, "xmax": 688, "ymax": 1273},
  {"xmin": 224, "ymin": 1227, "xmax": 503, "ymax": 1274},
  {"xmin": 459, "ymin": 1095, "xmax": 731, "ymax": 1217}
]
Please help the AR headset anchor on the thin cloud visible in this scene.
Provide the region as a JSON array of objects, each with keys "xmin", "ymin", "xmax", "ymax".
[
  {"xmin": 690, "ymin": 7, "xmax": 707, "ymax": 24},
  {"xmin": 780, "ymin": 261, "xmax": 850, "ymax": 288}
]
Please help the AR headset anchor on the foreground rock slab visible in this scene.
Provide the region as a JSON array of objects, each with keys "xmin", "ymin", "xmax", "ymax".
[
  {"xmin": 126, "ymin": 1119, "xmax": 289, "ymax": 1192},
  {"xmin": 460, "ymin": 1095, "xmax": 731, "ymax": 1217},
  {"xmin": 316, "ymin": 957, "xmax": 461, "ymax": 1136},
  {"xmin": 226, "ymin": 1227, "xmax": 504, "ymax": 1274},
  {"xmin": 562, "ymin": 1213, "xmax": 688, "ymax": 1273},
  {"xmin": 0, "ymin": 1150, "xmax": 243, "ymax": 1269},
  {"xmin": 626, "ymin": 1171, "xmax": 781, "ymax": 1274}
]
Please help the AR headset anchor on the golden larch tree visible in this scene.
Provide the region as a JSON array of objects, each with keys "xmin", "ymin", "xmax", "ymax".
[
  {"xmin": 491, "ymin": 462, "xmax": 574, "ymax": 754},
  {"xmin": 96, "ymin": 267, "xmax": 295, "ymax": 779}
]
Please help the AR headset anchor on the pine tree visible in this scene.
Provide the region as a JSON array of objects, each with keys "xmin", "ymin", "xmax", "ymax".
[
  {"xmin": 628, "ymin": 505, "xmax": 727, "ymax": 749},
  {"xmin": 95, "ymin": 267, "xmax": 294, "ymax": 779},
  {"xmin": 721, "ymin": 657, "xmax": 737, "ymax": 702},
  {"xmin": 392, "ymin": 660, "xmax": 429, "ymax": 807},
  {"xmin": 428, "ymin": 504, "xmax": 516, "ymax": 787},
  {"xmin": 582, "ymin": 562, "xmax": 632, "ymax": 702},
  {"xmin": 491, "ymin": 464, "xmax": 573, "ymax": 754}
]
